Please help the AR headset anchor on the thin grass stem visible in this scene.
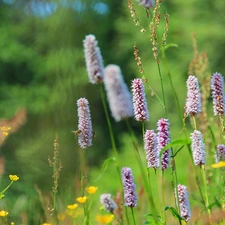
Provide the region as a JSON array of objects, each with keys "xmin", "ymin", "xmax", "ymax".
[{"xmin": 131, "ymin": 207, "xmax": 137, "ymax": 225}]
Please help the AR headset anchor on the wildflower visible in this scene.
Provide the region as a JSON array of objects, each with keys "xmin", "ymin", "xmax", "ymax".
[
  {"xmin": 190, "ymin": 130, "xmax": 206, "ymax": 166},
  {"xmin": 76, "ymin": 196, "xmax": 88, "ymax": 203},
  {"xmin": 9, "ymin": 175, "xmax": 19, "ymax": 181},
  {"xmin": 57, "ymin": 213, "xmax": 66, "ymax": 221},
  {"xmin": 157, "ymin": 118, "xmax": 171, "ymax": 170},
  {"xmin": 77, "ymin": 98, "xmax": 93, "ymax": 149},
  {"xmin": 42, "ymin": 223, "xmax": 51, "ymax": 225},
  {"xmin": 0, "ymin": 210, "xmax": 8, "ymax": 217},
  {"xmin": 104, "ymin": 64, "xmax": 133, "ymax": 122},
  {"xmin": 67, "ymin": 204, "xmax": 78, "ymax": 210},
  {"xmin": 212, "ymin": 161, "xmax": 225, "ymax": 168},
  {"xmin": 100, "ymin": 193, "xmax": 117, "ymax": 213},
  {"xmin": 83, "ymin": 34, "xmax": 104, "ymax": 84},
  {"xmin": 176, "ymin": 184, "xmax": 191, "ymax": 221},
  {"xmin": 185, "ymin": 75, "xmax": 202, "ymax": 116},
  {"xmin": 215, "ymin": 144, "xmax": 225, "ymax": 163},
  {"xmin": 96, "ymin": 214, "xmax": 114, "ymax": 224},
  {"xmin": 86, "ymin": 186, "xmax": 98, "ymax": 194},
  {"xmin": 131, "ymin": 78, "xmax": 149, "ymax": 122},
  {"xmin": 144, "ymin": 130, "xmax": 159, "ymax": 169},
  {"xmin": 121, "ymin": 167, "xmax": 137, "ymax": 208},
  {"xmin": 211, "ymin": 72, "xmax": 225, "ymax": 116},
  {"xmin": 136, "ymin": 0, "xmax": 155, "ymax": 8}
]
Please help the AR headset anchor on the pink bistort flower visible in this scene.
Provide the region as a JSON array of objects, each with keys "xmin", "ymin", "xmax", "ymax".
[
  {"xmin": 136, "ymin": 0, "xmax": 155, "ymax": 8},
  {"xmin": 121, "ymin": 167, "xmax": 137, "ymax": 208},
  {"xmin": 157, "ymin": 118, "xmax": 171, "ymax": 170},
  {"xmin": 185, "ymin": 75, "xmax": 202, "ymax": 116},
  {"xmin": 190, "ymin": 130, "xmax": 206, "ymax": 166},
  {"xmin": 176, "ymin": 184, "xmax": 191, "ymax": 221},
  {"xmin": 131, "ymin": 78, "xmax": 149, "ymax": 122},
  {"xmin": 216, "ymin": 144, "xmax": 225, "ymax": 163},
  {"xmin": 77, "ymin": 98, "xmax": 93, "ymax": 149},
  {"xmin": 100, "ymin": 193, "xmax": 117, "ymax": 213},
  {"xmin": 83, "ymin": 34, "xmax": 104, "ymax": 84},
  {"xmin": 211, "ymin": 72, "xmax": 225, "ymax": 116},
  {"xmin": 104, "ymin": 65, "xmax": 133, "ymax": 122},
  {"xmin": 144, "ymin": 130, "xmax": 159, "ymax": 170}
]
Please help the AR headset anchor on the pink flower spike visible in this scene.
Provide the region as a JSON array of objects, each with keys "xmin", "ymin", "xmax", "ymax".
[
  {"xmin": 176, "ymin": 184, "xmax": 191, "ymax": 221},
  {"xmin": 190, "ymin": 130, "xmax": 206, "ymax": 166},
  {"xmin": 216, "ymin": 144, "xmax": 225, "ymax": 163},
  {"xmin": 100, "ymin": 193, "xmax": 117, "ymax": 213},
  {"xmin": 211, "ymin": 72, "xmax": 225, "ymax": 116},
  {"xmin": 83, "ymin": 34, "xmax": 104, "ymax": 84},
  {"xmin": 104, "ymin": 65, "xmax": 133, "ymax": 122},
  {"xmin": 121, "ymin": 167, "xmax": 137, "ymax": 208},
  {"xmin": 77, "ymin": 98, "xmax": 93, "ymax": 149},
  {"xmin": 185, "ymin": 75, "xmax": 202, "ymax": 116},
  {"xmin": 157, "ymin": 118, "xmax": 171, "ymax": 170},
  {"xmin": 136, "ymin": 0, "xmax": 155, "ymax": 8},
  {"xmin": 144, "ymin": 130, "xmax": 159, "ymax": 170},
  {"xmin": 131, "ymin": 78, "xmax": 149, "ymax": 122}
]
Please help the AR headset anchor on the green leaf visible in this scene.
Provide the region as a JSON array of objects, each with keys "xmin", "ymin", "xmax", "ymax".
[
  {"xmin": 165, "ymin": 206, "xmax": 184, "ymax": 221},
  {"xmin": 91, "ymin": 157, "xmax": 116, "ymax": 182}
]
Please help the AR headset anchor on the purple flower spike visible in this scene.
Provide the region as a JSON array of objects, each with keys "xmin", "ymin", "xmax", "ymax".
[
  {"xmin": 211, "ymin": 72, "xmax": 225, "ymax": 116},
  {"xmin": 176, "ymin": 184, "xmax": 191, "ymax": 222},
  {"xmin": 83, "ymin": 34, "xmax": 104, "ymax": 84},
  {"xmin": 121, "ymin": 167, "xmax": 137, "ymax": 208},
  {"xmin": 157, "ymin": 118, "xmax": 171, "ymax": 170},
  {"xmin": 131, "ymin": 78, "xmax": 149, "ymax": 122},
  {"xmin": 100, "ymin": 193, "xmax": 117, "ymax": 213},
  {"xmin": 216, "ymin": 144, "xmax": 225, "ymax": 163},
  {"xmin": 144, "ymin": 130, "xmax": 159, "ymax": 169},
  {"xmin": 185, "ymin": 75, "xmax": 202, "ymax": 116},
  {"xmin": 104, "ymin": 65, "xmax": 133, "ymax": 122},
  {"xmin": 190, "ymin": 130, "xmax": 206, "ymax": 166},
  {"xmin": 77, "ymin": 98, "xmax": 93, "ymax": 149},
  {"xmin": 136, "ymin": 0, "xmax": 155, "ymax": 8}
]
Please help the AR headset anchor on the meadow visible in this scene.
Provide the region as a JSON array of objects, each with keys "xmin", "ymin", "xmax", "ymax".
[{"xmin": 0, "ymin": 0, "xmax": 225, "ymax": 224}]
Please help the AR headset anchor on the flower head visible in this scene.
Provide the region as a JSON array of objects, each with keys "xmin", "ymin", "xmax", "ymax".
[
  {"xmin": 86, "ymin": 186, "xmax": 98, "ymax": 194},
  {"xmin": 212, "ymin": 161, "xmax": 225, "ymax": 168},
  {"xmin": 211, "ymin": 72, "xmax": 225, "ymax": 116},
  {"xmin": 215, "ymin": 144, "xmax": 225, "ymax": 163},
  {"xmin": 131, "ymin": 78, "xmax": 149, "ymax": 122},
  {"xmin": 96, "ymin": 214, "xmax": 114, "ymax": 224},
  {"xmin": 190, "ymin": 130, "xmax": 206, "ymax": 166},
  {"xmin": 157, "ymin": 118, "xmax": 171, "ymax": 170},
  {"xmin": 77, "ymin": 98, "xmax": 93, "ymax": 149},
  {"xmin": 67, "ymin": 204, "xmax": 78, "ymax": 210},
  {"xmin": 83, "ymin": 34, "xmax": 104, "ymax": 84},
  {"xmin": 121, "ymin": 167, "xmax": 137, "ymax": 208},
  {"xmin": 0, "ymin": 210, "xmax": 8, "ymax": 217},
  {"xmin": 100, "ymin": 193, "xmax": 117, "ymax": 213},
  {"xmin": 76, "ymin": 196, "xmax": 88, "ymax": 203},
  {"xmin": 144, "ymin": 130, "xmax": 159, "ymax": 170},
  {"xmin": 176, "ymin": 184, "xmax": 191, "ymax": 221},
  {"xmin": 104, "ymin": 65, "xmax": 133, "ymax": 122},
  {"xmin": 136, "ymin": 0, "xmax": 155, "ymax": 8},
  {"xmin": 9, "ymin": 175, "xmax": 19, "ymax": 181},
  {"xmin": 185, "ymin": 75, "xmax": 202, "ymax": 116}
]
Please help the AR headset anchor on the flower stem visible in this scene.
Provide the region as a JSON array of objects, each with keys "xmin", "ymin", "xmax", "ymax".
[{"xmin": 131, "ymin": 208, "xmax": 137, "ymax": 225}]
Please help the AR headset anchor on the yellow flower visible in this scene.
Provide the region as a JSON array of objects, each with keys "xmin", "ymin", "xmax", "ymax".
[
  {"xmin": 0, "ymin": 210, "xmax": 9, "ymax": 217},
  {"xmin": 42, "ymin": 223, "xmax": 51, "ymax": 225},
  {"xmin": 86, "ymin": 186, "xmax": 98, "ymax": 194},
  {"xmin": 67, "ymin": 204, "xmax": 78, "ymax": 210},
  {"xmin": 76, "ymin": 196, "xmax": 88, "ymax": 203},
  {"xmin": 11, "ymin": 222, "xmax": 15, "ymax": 225},
  {"xmin": 3, "ymin": 132, "xmax": 8, "ymax": 136},
  {"xmin": 96, "ymin": 214, "xmax": 114, "ymax": 224},
  {"xmin": 0, "ymin": 127, "xmax": 11, "ymax": 131},
  {"xmin": 57, "ymin": 213, "xmax": 65, "ymax": 221},
  {"xmin": 9, "ymin": 175, "xmax": 19, "ymax": 181},
  {"xmin": 212, "ymin": 161, "xmax": 225, "ymax": 168},
  {"xmin": 66, "ymin": 208, "xmax": 83, "ymax": 218}
]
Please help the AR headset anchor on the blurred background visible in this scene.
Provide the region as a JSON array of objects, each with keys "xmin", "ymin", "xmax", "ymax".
[{"xmin": 0, "ymin": 0, "xmax": 225, "ymax": 223}]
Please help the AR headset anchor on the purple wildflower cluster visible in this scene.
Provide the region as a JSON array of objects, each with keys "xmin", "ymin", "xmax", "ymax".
[
  {"xmin": 190, "ymin": 130, "xmax": 206, "ymax": 166},
  {"xmin": 215, "ymin": 144, "xmax": 225, "ymax": 163},
  {"xmin": 211, "ymin": 72, "xmax": 225, "ymax": 116},
  {"xmin": 121, "ymin": 167, "xmax": 137, "ymax": 208},
  {"xmin": 100, "ymin": 193, "xmax": 117, "ymax": 213},
  {"xmin": 185, "ymin": 75, "xmax": 202, "ymax": 116},
  {"xmin": 136, "ymin": 0, "xmax": 155, "ymax": 8},
  {"xmin": 77, "ymin": 98, "xmax": 93, "ymax": 149},
  {"xmin": 131, "ymin": 78, "xmax": 149, "ymax": 122},
  {"xmin": 104, "ymin": 65, "xmax": 133, "ymax": 122},
  {"xmin": 157, "ymin": 118, "xmax": 171, "ymax": 170},
  {"xmin": 83, "ymin": 34, "xmax": 104, "ymax": 84},
  {"xmin": 176, "ymin": 184, "xmax": 191, "ymax": 222},
  {"xmin": 144, "ymin": 130, "xmax": 159, "ymax": 170}
]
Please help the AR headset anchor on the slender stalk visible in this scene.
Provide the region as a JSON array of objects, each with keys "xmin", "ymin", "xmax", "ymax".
[
  {"xmin": 131, "ymin": 208, "xmax": 137, "ymax": 225},
  {"xmin": 161, "ymin": 171, "xmax": 166, "ymax": 225},
  {"xmin": 192, "ymin": 115, "xmax": 197, "ymax": 130}
]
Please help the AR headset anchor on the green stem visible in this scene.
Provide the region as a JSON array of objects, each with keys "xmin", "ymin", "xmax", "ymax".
[
  {"xmin": 161, "ymin": 171, "xmax": 166, "ymax": 225},
  {"xmin": 0, "ymin": 181, "xmax": 13, "ymax": 197},
  {"xmin": 131, "ymin": 208, "xmax": 137, "ymax": 225},
  {"xmin": 192, "ymin": 116, "xmax": 197, "ymax": 130}
]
